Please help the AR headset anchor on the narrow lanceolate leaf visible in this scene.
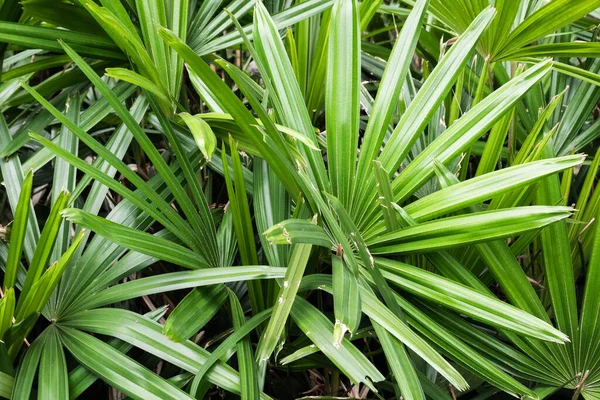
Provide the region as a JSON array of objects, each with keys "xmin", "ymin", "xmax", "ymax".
[
  {"xmin": 22, "ymin": 83, "xmax": 199, "ymax": 253},
  {"xmin": 580, "ymin": 206, "xmax": 600, "ymax": 370},
  {"xmin": 252, "ymin": 2, "xmax": 328, "ymax": 193},
  {"xmin": 373, "ymin": 322, "xmax": 424, "ymax": 400},
  {"xmin": 66, "ymin": 308, "xmax": 167, "ymax": 399},
  {"xmin": 431, "ymin": 162, "xmax": 551, "ymax": 323},
  {"xmin": 493, "ymin": 0, "xmax": 600, "ymax": 60},
  {"xmin": 11, "ymin": 331, "xmax": 45, "ymax": 400},
  {"xmin": 373, "ymin": 161, "xmax": 400, "ymax": 231},
  {"xmin": 228, "ymin": 290, "xmax": 259, "ymax": 400},
  {"xmin": 398, "ymin": 297, "xmax": 536, "ymax": 398},
  {"xmin": 61, "ymin": 209, "xmax": 210, "ymax": 270},
  {"xmin": 354, "ymin": 7, "xmax": 495, "ymax": 229},
  {"xmin": 4, "ymin": 169, "xmax": 32, "ymax": 290},
  {"xmin": 222, "ymin": 139, "xmax": 265, "ymax": 314},
  {"xmin": 16, "ymin": 230, "xmax": 85, "ymax": 322},
  {"xmin": 375, "ymin": 258, "xmax": 569, "ymax": 343},
  {"xmin": 38, "ymin": 327, "xmax": 68, "ymax": 400},
  {"xmin": 79, "ymin": 2, "xmax": 158, "ymax": 80},
  {"xmin": 392, "ymin": 60, "xmax": 553, "ymax": 203},
  {"xmin": 197, "ymin": 0, "xmax": 333, "ymax": 55},
  {"xmin": 51, "ymin": 92, "xmax": 81, "ymax": 265},
  {"xmin": 28, "ymin": 131, "xmax": 197, "ymax": 254},
  {"xmin": 17, "ymin": 190, "xmax": 69, "ymax": 312},
  {"xmin": 253, "ymin": 158, "xmax": 290, "ymax": 268},
  {"xmin": 163, "ymin": 285, "xmax": 228, "ymax": 342},
  {"xmin": 59, "ymin": 326, "xmax": 195, "ymax": 400},
  {"xmin": 190, "ymin": 309, "xmax": 272, "ymax": 397},
  {"xmin": 148, "ymin": 95, "xmax": 221, "ymax": 267},
  {"xmin": 354, "ymin": 0, "xmax": 429, "ymax": 213},
  {"xmin": 134, "ymin": 0, "xmax": 169, "ymax": 87},
  {"xmin": 331, "ymin": 254, "xmax": 361, "ymax": 346},
  {"xmin": 358, "ymin": 284, "xmax": 468, "ymax": 391},
  {"xmin": 71, "ymin": 266, "xmax": 287, "ymax": 311},
  {"xmin": 256, "ymin": 244, "xmax": 312, "ymax": 361},
  {"xmin": 299, "ymin": 275, "xmax": 467, "ymax": 391},
  {"xmin": 190, "ymin": 308, "xmax": 271, "ymax": 398},
  {"xmin": 369, "ymin": 206, "xmax": 573, "ymax": 254},
  {"xmin": 290, "ymin": 296, "xmax": 384, "ymax": 391},
  {"xmin": 325, "ymin": 0, "xmax": 360, "ymax": 208},
  {"xmin": 404, "ymin": 155, "xmax": 584, "ymax": 221},
  {"xmin": 378, "ymin": 7, "xmax": 495, "ymax": 174},
  {"xmin": 60, "ymin": 308, "xmax": 273, "ymax": 399},
  {"xmin": 536, "ymin": 146, "xmax": 579, "ymax": 346}
]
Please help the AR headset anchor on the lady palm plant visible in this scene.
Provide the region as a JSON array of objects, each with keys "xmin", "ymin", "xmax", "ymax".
[{"xmin": 1, "ymin": 0, "xmax": 600, "ymax": 399}]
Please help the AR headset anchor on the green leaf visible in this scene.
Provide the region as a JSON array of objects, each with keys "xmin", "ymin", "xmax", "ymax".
[
  {"xmin": 196, "ymin": 0, "xmax": 334, "ymax": 55},
  {"xmin": 253, "ymin": 158, "xmax": 291, "ymax": 268},
  {"xmin": 11, "ymin": 330, "xmax": 46, "ymax": 400},
  {"xmin": 290, "ymin": 296, "xmax": 384, "ymax": 391},
  {"xmin": 163, "ymin": 285, "xmax": 228, "ymax": 342},
  {"xmin": 0, "ymin": 21, "xmax": 124, "ymax": 59},
  {"xmin": 222, "ymin": 138, "xmax": 264, "ymax": 313},
  {"xmin": 251, "ymin": 2, "xmax": 329, "ymax": 193},
  {"xmin": 373, "ymin": 161, "xmax": 400, "ymax": 231},
  {"xmin": 325, "ymin": 0, "xmax": 360, "ymax": 208},
  {"xmin": 0, "ymin": 288, "xmax": 15, "ymax": 339},
  {"xmin": 69, "ymin": 266, "xmax": 286, "ymax": 311},
  {"xmin": 378, "ymin": 7, "xmax": 495, "ymax": 175},
  {"xmin": 178, "ymin": 112, "xmax": 217, "ymax": 161},
  {"xmin": 300, "ymin": 274, "xmax": 469, "ymax": 391},
  {"xmin": 255, "ymin": 243, "xmax": 312, "ymax": 361},
  {"xmin": 23, "ymin": 91, "xmax": 198, "ymax": 252},
  {"xmin": 60, "ymin": 308, "xmax": 273, "ymax": 399},
  {"xmin": 105, "ymin": 67, "xmax": 170, "ymax": 105},
  {"xmin": 404, "ymin": 155, "xmax": 584, "ymax": 222},
  {"xmin": 375, "ymin": 258, "xmax": 568, "ymax": 343},
  {"xmin": 16, "ymin": 230, "xmax": 85, "ymax": 322},
  {"xmin": 58, "ymin": 41, "xmax": 216, "ymax": 259},
  {"xmin": 17, "ymin": 190, "xmax": 69, "ymax": 315},
  {"xmin": 67, "ymin": 309, "xmax": 168, "ymax": 398},
  {"xmin": 21, "ymin": 0, "xmax": 103, "ymax": 34},
  {"xmin": 354, "ymin": 0, "xmax": 429, "ymax": 214},
  {"xmin": 331, "ymin": 254, "xmax": 361, "ymax": 346},
  {"xmin": 134, "ymin": 0, "xmax": 169, "ymax": 91},
  {"xmin": 190, "ymin": 308, "xmax": 272, "ymax": 397},
  {"xmin": 79, "ymin": 1, "xmax": 159, "ymax": 81},
  {"xmin": 536, "ymin": 145, "xmax": 579, "ymax": 347},
  {"xmin": 372, "ymin": 322, "xmax": 424, "ymax": 400},
  {"xmin": 357, "ymin": 282, "xmax": 468, "ymax": 390},
  {"xmin": 493, "ymin": 0, "xmax": 600, "ymax": 60},
  {"xmin": 59, "ymin": 326, "xmax": 195, "ymax": 400},
  {"xmin": 369, "ymin": 206, "xmax": 573, "ymax": 254},
  {"xmin": 263, "ymin": 217, "xmax": 331, "ymax": 248},
  {"xmin": 391, "ymin": 60, "xmax": 553, "ymax": 203},
  {"xmin": 167, "ymin": 0, "xmax": 189, "ymax": 98},
  {"xmin": 61, "ymin": 208, "xmax": 210, "ymax": 270},
  {"xmin": 159, "ymin": 25, "xmax": 302, "ymax": 199},
  {"xmin": 4, "ymin": 169, "xmax": 32, "ymax": 290},
  {"xmin": 0, "ymin": 370, "xmax": 13, "ymax": 399},
  {"xmin": 228, "ymin": 290, "xmax": 259, "ymax": 400},
  {"xmin": 38, "ymin": 327, "xmax": 68, "ymax": 400}
]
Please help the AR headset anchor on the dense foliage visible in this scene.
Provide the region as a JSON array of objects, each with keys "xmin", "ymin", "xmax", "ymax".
[{"xmin": 2, "ymin": 0, "xmax": 600, "ymax": 398}]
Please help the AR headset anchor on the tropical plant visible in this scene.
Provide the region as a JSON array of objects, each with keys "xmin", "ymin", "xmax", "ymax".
[{"xmin": 1, "ymin": 0, "xmax": 600, "ymax": 399}]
